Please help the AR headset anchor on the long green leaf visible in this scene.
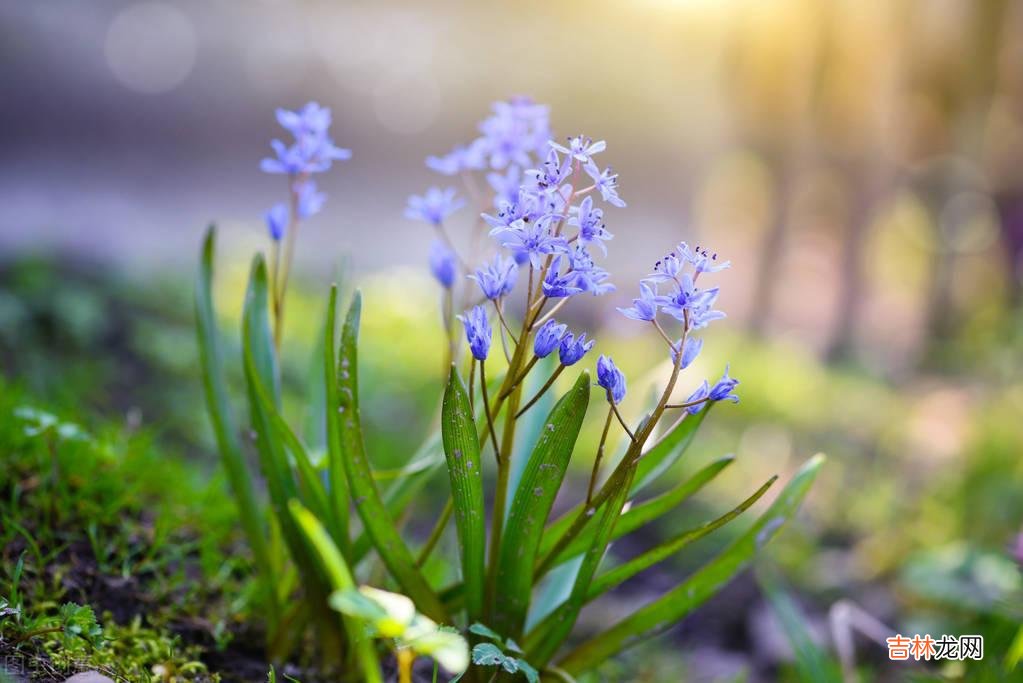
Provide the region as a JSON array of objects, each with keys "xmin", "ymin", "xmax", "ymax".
[
  {"xmin": 535, "ymin": 408, "xmax": 711, "ymax": 575},
  {"xmin": 492, "ymin": 372, "xmax": 591, "ymax": 638},
  {"xmin": 194, "ymin": 226, "xmax": 273, "ymax": 595},
  {"xmin": 336, "ymin": 291, "xmax": 447, "ymax": 622},
  {"xmin": 441, "ymin": 365, "xmax": 486, "ymax": 623},
  {"xmin": 323, "ymin": 284, "xmax": 350, "ymax": 551},
  {"xmin": 527, "ymin": 468, "xmax": 635, "ymax": 667},
  {"xmin": 557, "ymin": 454, "xmax": 824, "ymax": 674},
  {"xmin": 540, "ymin": 455, "xmax": 735, "ymax": 566},
  {"xmin": 242, "ymin": 255, "xmax": 341, "ymax": 647},
  {"xmin": 290, "ymin": 501, "xmax": 383, "ymax": 683},
  {"xmin": 587, "ymin": 476, "xmax": 777, "ymax": 599},
  {"xmin": 242, "ymin": 256, "xmax": 296, "ymax": 519}
]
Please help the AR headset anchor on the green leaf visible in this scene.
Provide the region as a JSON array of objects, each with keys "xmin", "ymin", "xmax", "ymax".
[
  {"xmin": 540, "ymin": 454, "xmax": 735, "ymax": 568},
  {"xmin": 335, "ymin": 291, "xmax": 448, "ymax": 622},
  {"xmin": 557, "ymin": 454, "xmax": 825, "ymax": 675},
  {"xmin": 535, "ymin": 409, "xmax": 711, "ymax": 578},
  {"xmin": 586, "ymin": 476, "xmax": 777, "ymax": 599},
  {"xmin": 323, "ymin": 284, "xmax": 350, "ymax": 552},
  {"xmin": 631, "ymin": 406, "xmax": 710, "ymax": 494},
  {"xmin": 492, "ymin": 372, "xmax": 591, "ymax": 638},
  {"xmin": 195, "ymin": 227, "xmax": 273, "ymax": 592},
  {"xmin": 468, "ymin": 622, "xmax": 504, "ymax": 642},
  {"xmin": 441, "ymin": 365, "xmax": 487, "ymax": 623},
  {"xmin": 290, "ymin": 501, "xmax": 383, "ymax": 683},
  {"xmin": 527, "ymin": 468, "xmax": 635, "ymax": 667}
]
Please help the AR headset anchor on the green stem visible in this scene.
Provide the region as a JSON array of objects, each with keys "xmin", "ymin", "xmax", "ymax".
[
  {"xmin": 417, "ymin": 499, "xmax": 454, "ymax": 567},
  {"xmin": 587, "ymin": 407, "xmax": 614, "ymax": 504},
  {"xmin": 515, "ymin": 365, "xmax": 565, "ymax": 419}
]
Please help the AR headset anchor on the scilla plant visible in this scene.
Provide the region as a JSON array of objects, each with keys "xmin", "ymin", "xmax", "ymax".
[{"xmin": 196, "ymin": 100, "xmax": 823, "ymax": 681}]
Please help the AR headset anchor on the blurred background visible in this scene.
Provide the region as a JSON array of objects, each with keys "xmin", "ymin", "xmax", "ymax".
[{"xmin": 2, "ymin": 0, "xmax": 1022, "ymax": 681}]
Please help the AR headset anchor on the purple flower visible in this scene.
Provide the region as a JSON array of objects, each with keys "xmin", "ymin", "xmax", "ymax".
[
  {"xmin": 533, "ymin": 319, "xmax": 568, "ymax": 358},
  {"xmin": 405, "ymin": 187, "xmax": 465, "ymax": 226},
  {"xmin": 550, "ymin": 135, "xmax": 606, "ymax": 164},
  {"xmin": 275, "ymin": 102, "xmax": 332, "ymax": 139},
  {"xmin": 569, "ymin": 196, "xmax": 613, "ymax": 255},
  {"xmin": 429, "ymin": 241, "xmax": 457, "ymax": 289},
  {"xmin": 542, "ymin": 256, "xmax": 583, "ymax": 299},
  {"xmin": 260, "ymin": 103, "xmax": 352, "ymax": 175},
  {"xmin": 487, "ymin": 165, "xmax": 522, "ymax": 206},
  {"xmin": 655, "ymin": 274, "xmax": 725, "ymax": 330},
  {"xmin": 646, "ymin": 251, "xmax": 684, "ymax": 284},
  {"xmin": 679, "ymin": 242, "xmax": 731, "ymax": 274},
  {"xmin": 671, "ymin": 337, "xmax": 704, "ymax": 368},
  {"xmin": 479, "ymin": 97, "xmax": 551, "ymax": 169},
  {"xmin": 491, "ymin": 217, "xmax": 567, "ymax": 270},
  {"xmin": 584, "ymin": 160, "xmax": 625, "ymax": 207},
  {"xmin": 684, "ymin": 380, "xmax": 710, "ymax": 415},
  {"xmin": 567, "ymin": 245, "xmax": 614, "ymax": 296},
  {"xmin": 470, "ymin": 254, "xmax": 518, "ymax": 300},
  {"xmin": 296, "ymin": 180, "xmax": 326, "ymax": 219},
  {"xmin": 708, "ymin": 365, "xmax": 739, "ymax": 403},
  {"xmin": 617, "ymin": 281, "xmax": 658, "ymax": 321},
  {"xmin": 596, "ymin": 355, "xmax": 627, "ymax": 404},
  {"xmin": 526, "ymin": 148, "xmax": 572, "ymax": 193},
  {"xmin": 265, "ymin": 203, "xmax": 289, "ymax": 242},
  {"xmin": 427, "ymin": 140, "xmax": 488, "ymax": 175},
  {"xmin": 559, "ymin": 332, "xmax": 594, "ymax": 366},
  {"xmin": 458, "ymin": 305, "xmax": 492, "ymax": 361},
  {"xmin": 482, "ymin": 190, "xmax": 539, "ymax": 231}
]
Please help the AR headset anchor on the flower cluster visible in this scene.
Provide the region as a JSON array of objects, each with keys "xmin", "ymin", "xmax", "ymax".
[
  {"xmin": 409, "ymin": 97, "xmax": 736, "ymax": 436},
  {"xmin": 260, "ymin": 102, "xmax": 351, "ymax": 242},
  {"xmin": 615, "ymin": 241, "xmax": 739, "ymax": 412}
]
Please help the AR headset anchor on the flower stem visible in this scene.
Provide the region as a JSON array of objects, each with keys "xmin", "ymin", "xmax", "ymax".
[
  {"xmin": 609, "ymin": 397, "xmax": 635, "ymax": 442},
  {"xmin": 479, "ymin": 361, "xmax": 501, "ymax": 461},
  {"xmin": 468, "ymin": 358, "xmax": 477, "ymax": 414},
  {"xmin": 515, "ymin": 365, "xmax": 566, "ymax": 419},
  {"xmin": 416, "ymin": 499, "xmax": 453, "ymax": 567},
  {"xmin": 587, "ymin": 407, "xmax": 614, "ymax": 504}
]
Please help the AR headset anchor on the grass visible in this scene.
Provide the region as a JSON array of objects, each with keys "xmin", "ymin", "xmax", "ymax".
[{"xmin": 0, "ymin": 379, "xmax": 248, "ymax": 682}]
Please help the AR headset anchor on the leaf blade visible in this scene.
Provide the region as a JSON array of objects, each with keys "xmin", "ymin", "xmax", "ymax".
[
  {"xmin": 492, "ymin": 372, "xmax": 591, "ymax": 638},
  {"xmin": 441, "ymin": 365, "xmax": 487, "ymax": 623},
  {"xmin": 336, "ymin": 291, "xmax": 448, "ymax": 622},
  {"xmin": 557, "ymin": 454, "xmax": 825, "ymax": 674}
]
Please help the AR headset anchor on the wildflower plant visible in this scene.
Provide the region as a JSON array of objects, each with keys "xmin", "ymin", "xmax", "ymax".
[{"xmin": 196, "ymin": 99, "xmax": 823, "ymax": 680}]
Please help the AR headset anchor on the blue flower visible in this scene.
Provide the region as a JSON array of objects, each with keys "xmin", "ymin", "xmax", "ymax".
[
  {"xmin": 260, "ymin": 103, "xmax": 352, "ymax": 175},
  {"xmin": 679, "ymin": 242, "xmax": 731, "ymax": 274},
  {"xmin": 569, "ymin": 196, "xmax": 613, "ymax": 255},
  {"xmin": 429, "ymin": 241, "xmax": 457, "ymax": 289},
  {"xmin": 481, "ymin": 190, "xmax": 539, "ymax": 231},
  {"xmin": 427, "ymin": 140, "xmax": 487, "ymax": 175},
  {"xmin": 708, "ymin": 365, "xmax": 739, "ymax": 403},
  {"xmin": 584, "ymin": 160, "xmax": 626, "ymax": 207},
  {"xmin": 542, "ymin": 256, "xmax": 583, "ymax": 299},
  {"xmin": 487, "ymin": 165, "xmax": 522, "ymax": 206},
  {"xmin": 405, "ymin": 187, "xmax": 465, "ymax": 225},
  {"xmin": 470, "ymin": 254, "xmax": 518, "ymax": 300},
  {"xmin": 491, "ymin": 217, "xmax": 567, "ymax": 270},
  {"xmin": 533, "ymin": 319, "xmax": 568, "ymax": 358},
  {"xmin": 526, "ymin": 148, "xmax": 572, "ymax": 193},
  {"xmin": 559, "ymin": 332, "xmax": 594, "ymax": 366},
  {"xmin": 550, "ymin": 135, "xmax": 606, "ymax": 164},
  {"xmin": 296, "ymin": 180, "xmax": 326, "ymax": 219},
  {"xmin": 655, "ymin": 274, "xmax": 725, "ymax": 330},
  {"xmin": 617, "ymin": 281, "xmax": 658, "ymax": 321},
  {"xmin": 479, "ymin": 97, "xmax": 551, "ymax": 169},
  {"xmin": 671, "ymin": 337, "xmax": 704, "ymax": 368},
  {"xmin": 458, "ymin": 305, "xmax": 492, "ymax": 360},
  {"xmin": 684, "ymin": 380, "xmax": 710, "ymax": 415},
  {"xmin": 567, "ymin": 245, "xmax": 615, "ymax": 296},
  {"xmin": 275, "ymin": 101, "xmax": 332, "ymax": 139},
  {"xmin": 596, "ymin": 355, "xmax": 627, "ymax": 404},
  {"xmin": 646, "ymin": 251, "xmax": 684, "ymax": 284},
  {"xmin": 265, "ymin": 203, "xmax": 289, "ymax": 242}
]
